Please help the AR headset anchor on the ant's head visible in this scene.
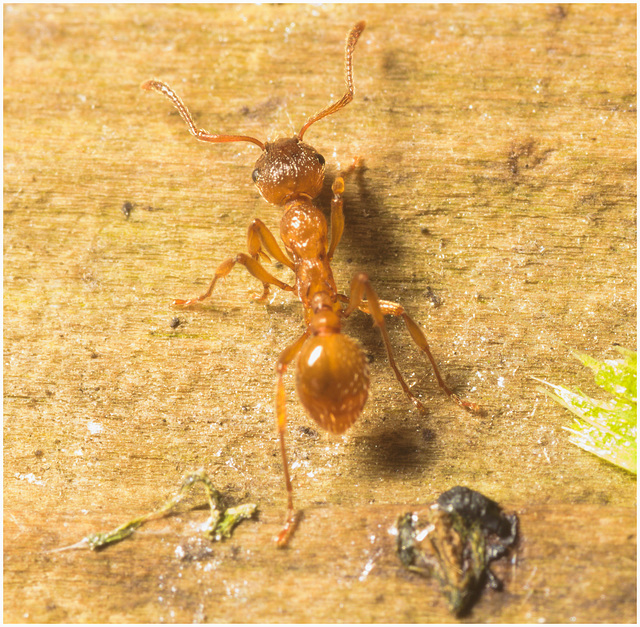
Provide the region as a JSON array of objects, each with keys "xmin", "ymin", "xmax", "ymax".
[
  {"xmin": 251, "ymin": 138, "xmax": 325, "ymax": 205},
  {"xmin": 142, "ymin": 21, "xmax": 364, "ymax": 205}
]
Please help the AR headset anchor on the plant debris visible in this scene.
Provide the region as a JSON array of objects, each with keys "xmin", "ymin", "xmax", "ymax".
[
  {"xmin": 535, "ymin": 347, "xmax": 637, "ymax": 474},
  {"xmin": 396, "ymin": 486, "xmax": 518, "ymax": 616},
  {"xmin": 57, "ymin": 470, "xmax": 257, "ymax": 552}
]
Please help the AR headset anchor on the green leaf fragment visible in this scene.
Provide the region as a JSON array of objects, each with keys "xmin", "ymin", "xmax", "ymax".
[
  {"xmin": 577, "ymin": 347, "xmax": 637, "ymax": 404},
  {"xmin": 81, "ymin": 470, "xmax": 258, "ymax": 550},
  {"xmin": 211, "ymin": 504, "xmax": 259, "ymax": 541},
  {"xmin": 85, "ymin": 520, "xmax": 143, "ymax": 550},
  {"xmin": 536, "ymin": 348, "xmax": 637, "ymax": 475}
]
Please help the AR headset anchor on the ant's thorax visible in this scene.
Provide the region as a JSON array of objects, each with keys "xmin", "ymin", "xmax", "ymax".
[{"xmin": 279, "ymin": 196, "xmax": 338, "ymax": 316}]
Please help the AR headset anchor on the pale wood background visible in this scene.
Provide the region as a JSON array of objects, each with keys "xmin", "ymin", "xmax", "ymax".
[{"xmin": 4, "ymin": 4, "xmax": 636, "ymax": 623}]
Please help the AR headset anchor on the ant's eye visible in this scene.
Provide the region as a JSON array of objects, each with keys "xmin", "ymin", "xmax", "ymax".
[
  {"xmin": 316, "ymin": 154, "xmax": 326, "ymax": 166},
  {"xmin": 252, "ymin": 168, "xmax": 260, "ymax": 183}
]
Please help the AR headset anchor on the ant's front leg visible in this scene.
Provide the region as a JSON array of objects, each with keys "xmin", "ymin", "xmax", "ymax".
[
  {"xmin": 328, "ymin": 177, "xmax": 345, "ymax": 261},
  {"xmin": 344, "ymin": 272, "xmax": 481, "ymax": 414},
  {"xmin": 173, "ymin": 253, "xmax": 294, "ymax": 306},
  {"xmin": 247, "ymin": 218, "xmax": 295, "ymax": 270},
  {"xmin": 175, "ymin": 218, "xmax": 296, "ymax": 306},
  {"xmin": 327, "ymin": 158, "xmax": 362, "ymax": 262}
]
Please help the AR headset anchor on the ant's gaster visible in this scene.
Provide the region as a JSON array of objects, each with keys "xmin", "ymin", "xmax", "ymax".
[{"xmin": 142, "ymin": 22, "xmax": 480, "ymax": 547}]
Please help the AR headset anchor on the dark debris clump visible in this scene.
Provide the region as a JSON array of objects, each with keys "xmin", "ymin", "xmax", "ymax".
[{"xmin": 396, "ymin": 486, "xmax": 518, "ymax": 616}]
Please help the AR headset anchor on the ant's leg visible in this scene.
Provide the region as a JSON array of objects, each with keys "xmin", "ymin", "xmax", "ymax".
[
  {"xmin": 173, "ymin": 253, "xmax": 294, "ymax": 306},
  {"xmin": 374, "ymin": 299, "xmax": 480, "ymax": 413},
  {"xmin": 247, "ymin": 219, "xmax": 295, "ymax": 270},
  {"xmin": 344, "ymin": 272, "xmax": 425, "ymax": 412},
  {"xmin": 328, "ymin": 159, "xmax": 361, "ymax": 262},
  {"xmin": 344, "ymin": 273, "xmax": 480, "ymax": 414},
  {"xmin": 328, "ymin": 177, "xmax": 345, "ymax": 261},
  {"xmin": 274, "ymin": 331, "xmax": 310, "ymax": 547}
]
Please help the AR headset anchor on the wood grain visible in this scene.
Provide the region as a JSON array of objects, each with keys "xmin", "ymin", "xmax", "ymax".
[{"xmin": 4, "ymin": 4, "xmax": 636, "ymax": 623}]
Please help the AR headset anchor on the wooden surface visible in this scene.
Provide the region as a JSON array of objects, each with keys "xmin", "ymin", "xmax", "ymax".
[{"xmin": 4, "ymin": 4, "xmax": 636, "ymax": 623}]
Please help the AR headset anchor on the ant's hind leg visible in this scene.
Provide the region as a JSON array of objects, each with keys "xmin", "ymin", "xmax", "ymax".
[
  {"xmin": 344, "ymin": 272, "xmax": 426, "ymax": 412},
  {"xmin": 173, "ymin": 253, "xmax": 294, "ymax": 306},
  {"xmin": 380, "ymin": 300, "xmax": 481, "ymax": 414},
  {"xmin": 274, "ymin": 332, "xmax": 310, "ymax": 548},
  {"xmin": 344, "ymin": 272, "xmax": 481, "ymax": 414}
]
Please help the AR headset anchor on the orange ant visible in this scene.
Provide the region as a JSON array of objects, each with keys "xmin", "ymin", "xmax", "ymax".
[{"xmin": 142, "ymin": 21, "xmax": 480, "ymax": 547}]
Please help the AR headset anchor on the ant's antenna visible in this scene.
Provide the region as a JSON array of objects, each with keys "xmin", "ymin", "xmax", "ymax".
[
  {"xmin": 297, "ymin": 21, "xmax": 365, "ymax": 141},
  {"xmin": 142, "ymin": 80, "xmax": 265, "ymax": 150}
]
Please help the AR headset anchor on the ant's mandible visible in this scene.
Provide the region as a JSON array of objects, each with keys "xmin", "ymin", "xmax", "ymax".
[{"xmin": 142, "ymin": 22, "xmax": 480, "ymax": 547}]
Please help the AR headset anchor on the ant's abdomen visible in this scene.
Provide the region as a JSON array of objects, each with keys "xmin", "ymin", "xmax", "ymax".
[{"xmin": 295, "ymin": 333, "xmax": 369, "ymax": 434}]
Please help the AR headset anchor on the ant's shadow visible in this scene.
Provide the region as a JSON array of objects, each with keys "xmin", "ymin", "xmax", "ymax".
[{"xmin": 353, "ymin": 423, "xmax": 438, "ymax": 479}]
